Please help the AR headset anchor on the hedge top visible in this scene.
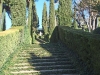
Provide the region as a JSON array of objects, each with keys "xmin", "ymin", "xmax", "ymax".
[{"xmin": 0, "ymin": 26, "xmax": 23, "ymax": 36}]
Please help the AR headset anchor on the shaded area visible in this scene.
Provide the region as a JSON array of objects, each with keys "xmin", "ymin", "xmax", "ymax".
[
  {"xmin": 50, "ymin": 26, "xmax": 59, "ymax": 43},
  {"xmin": 1, "ymin": 39, "xmax": 92, "ymax": 75},
  {"xmin": 35, "ymin": 37, "xmax": 47, "ymax": 44},
  {"xmin": 27, "ymin": 43, "xmax": 79, "ymax": 75},
  {"xmin": 5, "ymin": 43, "xmax": 80, "ymax": 75}
]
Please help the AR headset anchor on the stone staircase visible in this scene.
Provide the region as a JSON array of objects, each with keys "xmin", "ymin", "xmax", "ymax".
[{"xmin": 4, "ymin": 43, "xmax": 80, "ymax": 75}]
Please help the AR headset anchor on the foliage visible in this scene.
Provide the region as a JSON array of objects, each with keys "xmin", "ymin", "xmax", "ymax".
[
  {"xmin": 92, "ymin": 27, "xmax": 100, "ymax": 34},
  {"xmin": 42, "ymin": 2, "xmax": 48, "ymax": 35},
  {"xmin": 37, "ymin": 17, "xmax": 39, "ymax": 27},
  {"xmin": 0, "ymin": 9, "xmax": 6, "ymax": 31},
  {"xmin": 80, "ymin": 0, "xmax": 100, "ymax": 12},
  {"xmin": 49, "ymin": 0, "xmax": 55, "ymax": 35},
  {"xmin": 0, "ymin": 0, "xmax": 2, "ymax": 16},
  {"xmin": 0, "ymin": 43, "xmax": 24, "ymax": 75},
  {"xmin": 73, "ymin": 19, "xmax": 78, "ymax": 29},
  {"xmin": 27, "ymin": 0, "xmax": 33, "ymax": 44},
  {"xmin": 31, "ymin": 0, "xmax": 38, "ymax": 44},
  {"xmin": 0, "ymin": 26, "xmax": 24, "ymax": 69},
  {"xmin": 0, "ymin": 0, "xmax": 5, "ymax": 31},
  {"xmin": 32, "ymin": 0, "xmax": 38, "ymax": 30},
  {"xmin": 28, "ymin": 0, "xmax": 32, "ymax": 27},
  {"xmin": 32, "ymin": 31, "xmax": 37, "ymax": 43},
  {"xmin": 73, "ymin": 0, "xmax": 100, "ymax": 32},
  {"xmin": 58, "ymin": 0, "xmax": 72, "ymax": 26},
  {"xmin": 97, "ymin": 17, "xmax": 100, "ymax": 27},
  {"xmin": 46, "ymin": 0, "xmax": 58, "ymax": 3},
  {"xmin": 58, "ymin": 26, "xmax": 100, "ymax": 75},
  {"xmin": 43, "ymin": 33, "xmax": 49, "ymax": 42},
  {"xmin": 24, "ymin": 26, "xmax": 32, "ymax": 44},
  {"xmin": 50, "ymin": 26, "xmax": 59, "ymax": 43},
  {"xmin": 9, "ymin": 0, "xmax": 26, "ymax": 26},
  {"xmin": 34, "ymin": 0, "xmax": 59, "ymax": 3}
]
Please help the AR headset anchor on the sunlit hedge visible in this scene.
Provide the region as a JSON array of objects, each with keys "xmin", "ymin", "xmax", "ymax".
[
  {"xmin": 58, "ymin": 26, "xmax": 100, "ymax": 75},
  {"xmin": 0, "ymin": 26, "xmax": 24, "ymax": 68}
]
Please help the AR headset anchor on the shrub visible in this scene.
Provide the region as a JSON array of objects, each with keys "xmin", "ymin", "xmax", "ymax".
[
  {"xmin": 0, "ymin": 26, "xmax": 24, "ymax": 69},
  {"xmin": 92, "ymin": 27, "xmax": 100, "ymax": 34},
  {"xmin": 58, "ymin": 26, "xmax": 100, "ymax": 75}
]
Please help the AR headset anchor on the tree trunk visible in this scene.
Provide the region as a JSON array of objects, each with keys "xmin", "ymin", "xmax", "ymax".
[
  {"xmin": 92, "ymin": 17, "xmax": 96, "ymax": 30},
  {"xmin": 88, "ymin": 16, "xmax": 92, "ymax": 32}
]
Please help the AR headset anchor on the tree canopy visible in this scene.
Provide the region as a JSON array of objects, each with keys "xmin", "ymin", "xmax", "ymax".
[
  {"xmin": 49, "ymin": 0, "xmax": 55, "ymax": 35},
  {"xmin": 42, "ymin": 2, "xmax": 48, "ymax": 35},
  {"xmin": 57, "ymin": 0, "xmax": 72, "ymax": 26}
]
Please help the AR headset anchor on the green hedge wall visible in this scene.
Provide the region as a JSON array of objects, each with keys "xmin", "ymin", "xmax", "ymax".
[
  {"xmin": 58, "ymin": 26, "xmax": 100, "ymax": 75},
  {"xmin": 0, "ymin": 26, "xmax": 24, "ymax": 69}
]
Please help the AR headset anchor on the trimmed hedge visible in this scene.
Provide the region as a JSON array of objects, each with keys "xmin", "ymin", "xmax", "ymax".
[
  {"xmin": 50, "ymin": 26, "xmax": 59, "ymax": 43},
  {"xmin": 58, "ymin": 26, "xmax": 100, "ymax": 75},
  {"xmin": 0, "ymin": 26, "xmax": 24, "ymax": 69}
]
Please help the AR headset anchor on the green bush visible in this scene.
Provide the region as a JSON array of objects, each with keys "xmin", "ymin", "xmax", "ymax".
[
  {"xmin": 50, "ymin": 26, "xmax": 59, "ymax": 43},
  {"xmin": 58, "ymin": 26, "xmax": 100, "ymax": 75},
  {"xmin": 92, "ymin": 27, "xmax": 100, "ymax": 34},
  {"xmin": 0, "ymin": 26, "xmax": 24, "ymax": 69},
  {"xmin": 24, "ymin": 26, "xmax": 31, "ymax": 44}
]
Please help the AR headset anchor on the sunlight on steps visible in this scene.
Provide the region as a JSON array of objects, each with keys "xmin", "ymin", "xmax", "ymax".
[{"xmin": 2, "ymin": 43, "xmax": 81, "ymax": 75}]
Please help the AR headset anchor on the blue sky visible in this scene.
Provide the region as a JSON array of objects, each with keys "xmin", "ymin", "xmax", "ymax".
[{"xmin": 35, "ymin": 0, "xmax": 58, "ymax": 29}]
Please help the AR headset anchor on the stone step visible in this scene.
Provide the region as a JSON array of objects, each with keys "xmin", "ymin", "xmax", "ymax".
[
  {"xmin": 20, "ymin": 51, "xmax": 68, "ymax": 55},
  {"xmin": 18, "ymin": 53, "xmax": 68, "ymax": 57},
  {"xmin": 22, "ymin": 49, "xmax": 67, "ymax": 52},
  {"xmin": 50, "ymin": 74, "xmax": 80, "ymax": 75},
  {"xmin": 17, "ymin": 56, "xmax": 70, "ymax": 60},
  {"xmin": 17, "ymin": 59, "xmax": 72, "ymax": 64},
  {"xmin": 14, "ymin": 61, "xmax": 73, "ymax": 66},
  {"xmin": 4, "ymin": 43, "xmax": 81, "ymax": 75},
  {"xmin": 17, "ymin": 54, "xmax": 69, "ymax": 58},
  {"xmin": 23, "ymin": 47, "xmax": 67, "ymax": 50},
  {"xmin": 10, "ymin": 65, "xmax": 75, "ymax": 70},
  {"xmin": 8, "ymin": 73, "xmax": 80, "ymax": 75},
  {"xmin": 10, "ymin": 69, "xmax": 78, "ymax": 74},
  {"xmin": 17, "ymin": 58, "xmax": 70, "ymax": 62},
  {"xmin": 21, "ymin": 51, "xmax": 68, "ymax": 54}
]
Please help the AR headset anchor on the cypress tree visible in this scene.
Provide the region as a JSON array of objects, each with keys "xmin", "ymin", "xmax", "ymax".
[
  {"xmin": 37, "ymin": 17, "xmax": 39, "ymax": 28},
  {"xmin": 3, "ymin": 0, "xmax": 31, "ymax": 44},
  {"xmin": 32, "ymin": 0, "xmax": 38, "ymax": 32},
  {"xmin": 24, "ymin": 0, "xmax": 32, "ymax": 44},
  {"xmin": 0, "ymin": 0, "xmax": 2, "ymax": 16},
  {"xmin": 42, "ymin": 2, "xmax": 48, "ymax": 35},
  {"xmin": 58, "ymin": 0, "xmax": 72, "ymax": 26},
  {"xmin": 10, "ymin": 0, "xmax": 26, "ymax": 26},
  {"xmin": 31, "ymin": 0, "xmax": 38, "ymax": 43},
  {"xmin": 28, "ymin": 0, "xmax": 32, "ymax": 27},
  {"xmin": 0, "ymin": 0, "xmax": 2, "ymax": 31},
  {"xmin": 49, "ymin": 0, "xmax": 55, "ymax": 35},
  {"xmin": 73, "ymin": 20, "xmax": 78, "ymax": 29}
]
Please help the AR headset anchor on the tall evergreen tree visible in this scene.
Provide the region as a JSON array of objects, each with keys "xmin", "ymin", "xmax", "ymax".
[
  {"xmin": 9, "ymin": 0, "xmax": 26, "ymax": 26},
  {"xmin": 23, "ymin": 0, "xmax": 32, "ymax": 44},
  {"xmin": 58, "ymin": 0, "xmax": 72, "ymax": 26},
  {"xmin": 31, "ymin": 0, "xmax": 38, "ymax": 43},
  {"xmin": 32, "ymin": 0, "xmax": 38, "ymax": 32},
  {"xmin": 42, "ymin": 2, "xmax": 48, "ymax": 35},
  {"xmin": 49, "ymin": 0, "xmax": 55, "ymax": 35},
  {"xmin": 37, "ymin": 17, "xmax": 39, "ymax": 28},
  {"xmin": 0, "ymin": 0, "xmax": 2, "ymax": 16},
  {"xmin": 0, "ymin": 0, "xmax": 2, "ymax": 31}
]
